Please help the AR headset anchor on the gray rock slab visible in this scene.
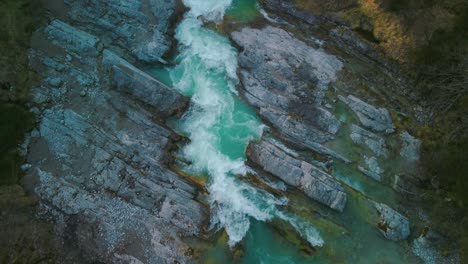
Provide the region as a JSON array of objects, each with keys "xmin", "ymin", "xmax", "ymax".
[
  {"xmin": 340, "ymin": 95, "xmax": 394, "ymax": 133},
  {"xmin": 247, "ymin": 139, "xmax": 347, "ymax": 212},
  {"xmin": 350, "ymin": 124, "xmax": 389, "ymax": 157},
  {"xmin": 26, "ymin": 17, "xmax": 206, "ymax": 263},
  {"xmin": 232, "ymin": 26, "xmax": 346, "ymax": 160},
  {"xmin": 372, "ymin": 202, "xmax": 410, "ymax": 241},
  {"xmin": 103, "ymin": 50, "xmax": 188, "ymax": 118}
]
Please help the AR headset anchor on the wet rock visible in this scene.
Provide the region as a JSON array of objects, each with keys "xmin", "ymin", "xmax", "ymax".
[
  {"xmin": 358, "ymin": 156, "xmax": 384, "ymax": 182},
  {"xmin": 350, "ymin": 124, "xmax": 389, "ymax": 157},
  {"xmin": 247, "ymin": 139, "xmax": 347, "ymax": 212},
  {"xmin": 232, "ymin": 26, "xmax": 347, "ymax": 161},
  {"xmin": 262, "ymin": 0, "xmax": 318, "ymax": 25},
  {"xmin": 339, "ymin": 95, "xmax": 394, "ymax": 133},
  {"xmin": 372, "ymin": 202, "xmax": 410, "ymax": 241},
  {"xmin": 46, "ymin": 77, "xmax": 63, "ymax": 88},
  {"xmin": 102, "ymin": 50, "xmax": 188, "ymax": 118},
  {"xmin": 399, "ymin": 131, "xmax": 421, "ymax": 162}
]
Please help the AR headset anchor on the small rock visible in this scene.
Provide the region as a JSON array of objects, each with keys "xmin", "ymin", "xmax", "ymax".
[
  {"xmin": 372, "ymin": 202, "xmax": 410, "ymax": 241},
  {"xmin": 399, "ymin": 131, "xmax": 421, "ymax": 162},
  {"xmin": 80, "ymin": 90, "xmax": 87, "ymax": 97},
  {"xmin": 350, "ymin": 124, "xmax": 389, "ymax": 157},
  {"xmin": 358, "ymin": 156, "xmax": 384, "ymax": 181},
  {"xmin": 47, "ymin": 77, "xmax": 63, "ymax": 88},
  {"xmin": 30, "ymin": 129, "xmax": 41, "ymax": 138},
  {"xmin": 263, "ymin": 0, "xmax": 318, "ymax": 25},
  {"xmin": 21, "ymin": 164, "xmax": 32, "ymax": 171}
]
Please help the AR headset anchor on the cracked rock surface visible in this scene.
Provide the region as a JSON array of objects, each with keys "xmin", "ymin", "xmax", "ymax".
[{"xmin": 24, "ymin": 3, "xmax": 207, "ymax": 262}]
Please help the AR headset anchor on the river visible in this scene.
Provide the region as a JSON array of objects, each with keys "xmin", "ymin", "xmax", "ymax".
[{"xmin": 149, "ymin": 0, "xmax": 421, "ymax": 263}]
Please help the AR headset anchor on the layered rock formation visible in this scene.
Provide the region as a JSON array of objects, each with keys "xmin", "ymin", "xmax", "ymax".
[
  {"xmin": 232, "ymin": 1, "xmax": 421, "ymax": 250},
  {"xmin": 232, "ymin": 26, "xmax": 348, "ymax": 162},
  {"xmin": 372, "ymin": 201, "xmax": 410, "ymax": 241},
  {"xmin": 63, "ymin": 0, "xmax": 177, "ymax": 63},
  {"xmin": 339, "ymin": 95, "xmax": 395, "ymax": 134},
  {"xmin": 247, "ymin": 139, "xmax": 347, "ymax": 212},
  {"xmin": 17, "ymin": 0, "xmax": 457, "ymax": 262},
  {"xmin": 23, "ymin": 1, "xmax": 207, "ymax": 262}
]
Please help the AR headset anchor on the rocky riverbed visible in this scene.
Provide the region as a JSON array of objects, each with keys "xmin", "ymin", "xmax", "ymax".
[{"xmin": 7, "ymin": 0, "xmax": 460, "ymax": 263}]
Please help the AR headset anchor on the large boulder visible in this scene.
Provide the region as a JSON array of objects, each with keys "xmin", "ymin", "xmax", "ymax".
[
  {"xmin": 339, "ymin": 95, "xmax": 395, "ymax": 133},
  {"xmin": 232, "ymin": 26, "xmax": 347, "ymax": 161},
  {"xmin": 247, "ymin": 139, "xmax": 347, "ymax": 212},
  {"xmin": 102, "ymin": 50, "xmax": 188, "ymax": 118}
]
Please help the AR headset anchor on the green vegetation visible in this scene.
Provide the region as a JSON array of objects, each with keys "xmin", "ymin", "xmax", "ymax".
[
  {"xmin": 0, "ymin": 104, "xmax": 35, "ymax": 185},
  {"xmin": 0, "ymin": 2, "xmax": 59, "ymax": 262},
  {"xmin": 412, "ymin": 2, "xmax": 468, "ymax": 261},
  {"xmin": 352, "ymin": 0, "xmax": 468, "ymax": 259},
  {"xmin": 0, "ymin": 0, "xmax": 43, "ymax": 186},
  {"xmin": 296, "ymin": 0, "xmax": 468, "ymax": 259}
]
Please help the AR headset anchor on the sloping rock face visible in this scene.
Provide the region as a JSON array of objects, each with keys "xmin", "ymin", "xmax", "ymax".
[
  {"xmin": 63, "ymin": 0, "xmax": 177, "ymax": 63},
  {"xmin": 232, "ymin": 1, "xmax": 425, "ymax": 247},
  {"xmin": 247, "ymin": 139, "xmax": 347, "ymax": 212},
  {"xmin": 262, "ymin": 0, "xmax": 318, "ymax": 25},
  {"xmin": 102, "ymin": 50, "xmax": 188, "ymax": 118},
  {"xmin": 232, "ymin": 26, "xmax": 347, "ymax": 160},
  {"xmin": 25, "ymin": 12, "xmax": 206, "ymax": 263},
  {"xmin": 350, "ymin": 124, "xmax": 389, "ymax": 158},
  {"xmin": 339, "ymin": 95, "xmax": 395, "ymax": 133}
]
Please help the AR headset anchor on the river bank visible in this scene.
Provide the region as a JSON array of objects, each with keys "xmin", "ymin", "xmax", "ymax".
[{"xmin": 1, "ymin": 0, "xmax": 464, "ymax": 263}]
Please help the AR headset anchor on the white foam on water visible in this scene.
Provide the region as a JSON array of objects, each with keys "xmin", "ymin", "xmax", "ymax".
[
  {"xmin": 183, "ymin": 0, "xmax": 233, "ymax": 22},
  {"xmin": 278, "ymin": 211, "xmax": 325, "ymax": 247},
  {"xmin": 256, "ymin": 3, "xmax": 288, "ymax": 25},
  {"xmin": 170, "ymin": 0, "xmax": 324, "ymax": 247}
]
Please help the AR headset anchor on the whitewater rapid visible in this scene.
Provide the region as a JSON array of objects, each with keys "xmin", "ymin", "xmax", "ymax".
[{"xmin": 169, "ymin": 0, "xmax": 324, "ymax": 247}]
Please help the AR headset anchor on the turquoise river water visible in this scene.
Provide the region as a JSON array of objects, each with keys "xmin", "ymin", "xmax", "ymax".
[{"xmin": 149, "ymin": 0, "xmax": 422, "ymax": 263}]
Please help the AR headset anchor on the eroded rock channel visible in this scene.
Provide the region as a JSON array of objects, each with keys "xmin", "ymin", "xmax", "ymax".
[{"xmin": 16, "ymin": 0, "xmax": 460, "ymax": 263}]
